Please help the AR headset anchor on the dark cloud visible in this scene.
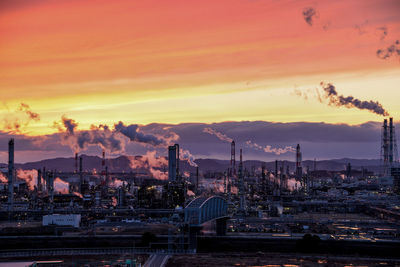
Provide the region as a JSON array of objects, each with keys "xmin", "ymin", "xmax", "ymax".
[
  {"xmin": 377, "ymin": 26, "xmax": 388, "ymax": 40},
  {"xmin": 1, "ymin": 103, "xmax": 41, "ymax": 134},
  {"xmin": 0, "ymin": 120, "xmax": 393, "ymax": 162},
  {"xmin": 302, "ymin": 7, "xmax": 317, "ymax": 26},
  {"xmin": 18, "ymin": 103, "xmax": 40, "ymax": 121},
  {"xmin": 376, "ymin": 40, "xmax": 400, "ymax": 59},
  {"xmin": 114, "ymin": 121, "xmax": 162, "ymax": 146},
  {"xmin": 320, "ymin": 82, "xmax": 389, "ymax": 116}
]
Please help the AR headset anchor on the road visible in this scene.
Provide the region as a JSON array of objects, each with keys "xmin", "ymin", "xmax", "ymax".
[{"xmin": 144, "ymin": 254, "xmax": 170, "ymax": 267}]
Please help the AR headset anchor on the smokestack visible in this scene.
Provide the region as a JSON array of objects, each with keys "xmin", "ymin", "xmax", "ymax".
[
  {"xmin": 8, "ymin": 139, "xmax": 14, "ymax": 212},
  {"xmin": 196, "ymin": 166, "xmax": 199, "ymax": 193},
  {"xmin": 102, "ymin": 150, "xmax": 105, "ymax": 169},
  {"xmin": 231, "ymin": 141, "xmax": 236, "ymax": 177},
  {"xmin": 296, "ymin": 144, "xmax": 303, "ymax": 179},
  {"xmin": 175, "ymin": 144, "xmax": 180, "ymax": 180},
  {"xmin": 382, "ymin": 119, "xmax": 389, "ymax": 175},
  {"xmin": 168, "ymin": 145, "xmax": 177, "ymax": 182},
  {"xmin": 37, "ymin": 168, "xmax": 42, "ymax": 191},
  {"xmin": 74, "ymin": 153, "xmax": 78, "ymax": 173},
  {"xmin": 238, "ymin": 149, "xmax": 245, "ymax": 213},
  {"xmin": 389, "ymin": 118, "xmax": 394, "ymax": 164},
  {"xmin": 79, "ymin": 156, "xmax": 83, "ymax": 193}
]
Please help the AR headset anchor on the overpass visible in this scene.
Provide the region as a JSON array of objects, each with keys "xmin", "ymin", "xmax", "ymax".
[{"xmin": 184, "ymin": 196, "xmax": 229, "ymax": 235}]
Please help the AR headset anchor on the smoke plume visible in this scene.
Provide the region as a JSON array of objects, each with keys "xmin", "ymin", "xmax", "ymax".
[
  {"xmin": 109, "ymin": 178, "xmax": 124, "ymax": 188},
  {"xmin": 320, "ymin": 82, "xmax": 389, "ymax": 116},
  {"xmin": 245, "ymin": 140, "xmax": 296, "ymax": 155},
  {"xmin": 55, "ymin": 116, "xmax": 163, "ymax": 153},
  {"xmin": 180, "ymin": 148, "xmax": 198, "ymax": 167},
  {"xmin": 17, "ymin": 169, "xmax": 37, "ymax": 191},
  {"xmin": 203, "ymin": 128, "xmax": 233, "ymax": 143},
  {"xmin": 114, "ymin": 121, "xmax": 162, "ymax": 146},
  {"xmin": 0, "ymin": 173, "xmax": 8, "ymax": 183},
  {"xmin": 302, "ymin": 7, "xmax": 317, "ymax": 26},
  {"xmin": 129, "ymin": 151, "xmax": 168, "ymax": 180},
  {"xmin": 376, "ymin": 40, "xmax": 400, "ymax": 59},
  {"xmin": 54, "ymin": 177, "xmax": 69, "ymax": 194}
]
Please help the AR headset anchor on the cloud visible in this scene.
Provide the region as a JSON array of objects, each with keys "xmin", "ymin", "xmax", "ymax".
[
  {"xmin": 377, "ymin": 26, "xmax": 388, "ymax": 40},
  {"xmin": 203, "ymin": 127, "xmax": 233, "ymax": 143},
  {"xmin": 1, "ymin": 103, "xmax": 41, "ymax": 134},
  {"xmin": 18, "ymin": 103, "xmax": 40, "ymax": 121},
  {"xmin": 302, "ymin": 7, "xmax": 317, "ymax": 26},
  {"xmin": 114, "ymin": 121, "xmax": 162, "ymax": 146},
  {"xmin": 376, "ymin": 40, "xmax": 400, "ymax": 60},
  {"xmin": 0, "ymin": 120, "xmax": 392, "ymax": 162},
  {"xmin": 245, "ymin": 140, "xmax": 295, "ymax": 155},
  {"xmin": 54, "ymin": 116, "xmax": 164, "ymax": 153},
  {"xmin": 320, "ymin": 82, "xmax": 389, "ymax": 116}
]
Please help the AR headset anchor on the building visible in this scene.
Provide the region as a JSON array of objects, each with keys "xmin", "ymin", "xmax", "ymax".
[
  {"xmin": 392, "ymin": 167, "xmax": 400, "ymax": 194},
  {"xmin": 168, "ymin": 144, "xmax": 180, "ymax": 181},
  {"xmin": 42, "ymin": 214, "xmax": 81, "ymax": 228}
]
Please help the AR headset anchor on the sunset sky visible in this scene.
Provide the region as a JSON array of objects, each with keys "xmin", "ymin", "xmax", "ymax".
[{"xmin": 0, "ymin": 0, "xmax": 400, "ymax": 162}]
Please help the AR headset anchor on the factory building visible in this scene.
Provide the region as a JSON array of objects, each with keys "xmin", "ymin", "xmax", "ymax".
[{"xmin": 42, "ymin": 214, "xmax": 81, "ymax": 228}]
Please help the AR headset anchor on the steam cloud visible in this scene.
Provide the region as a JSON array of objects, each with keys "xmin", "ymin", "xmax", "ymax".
[
  {"xmin": 129, "ymin": 151, "xmax": 168, "ymax": 180},
  {"xmin": 180, "ymin": 148, "xmax": 198, "ymax": 167},
  {"xmin": 55, "ymin": 116, "xmax": 163, "ymax": 153},
  {"xmin": 245, "ymin": 140, "xmax": 296, "ymax": 155},
  {"xmin": 0, "ymin": 173, "xmax": 8, "ymax": 183},
  {"xmin": 203, "ymin": 128, "xmax": 233, "ymax": 143},
  {"xmin": 17, "ymin": 169, "xmax": 37, "ymax": 191},
  {"xmin": 303, "ymin": 7, "xmax": 317, "ymax": 26},
  {"xmin": 114, "ymin": 121, "xmax": 162, "ymax": 146},
  {"xmin": 320, "ymin": 82, "xmax": 389, "ymax": 116},
  {"xmin": 376, "ymin": 40, "xmax": 400, "ymax": 60},
  {"xmin": 54, "ymin": 177, "xmax": 69, "ymax": 194}
]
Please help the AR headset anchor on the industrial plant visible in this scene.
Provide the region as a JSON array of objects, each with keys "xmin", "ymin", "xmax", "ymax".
[{"xmin": 0, "ymin": 118, "xmax": 400, "ymax": 266}]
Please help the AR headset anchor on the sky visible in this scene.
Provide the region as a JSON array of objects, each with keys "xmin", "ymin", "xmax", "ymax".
[{"xmin": 0, "ymin": 0, "xmax": 400, "ymax": 163}]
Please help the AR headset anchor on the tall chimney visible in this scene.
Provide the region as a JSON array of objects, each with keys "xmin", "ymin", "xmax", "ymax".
[
  {"xmin": 74, "ymin": 153, "xmax": 78, "ymax": 173},
  {"xmin": 79, "ymin": 156, "xmax": 83, "ymax": 193},
  {"xmin": 102, "ymin": 150, "xmax": 105, "ymax": 169},
  {"xmin": 389, "ymin": 118, "xmax": 394, "ymax": 165},
  {"xmin": 196, "ymin": 166, "xmax": 199, "ymax": 193},
  {"xmin": 175, "ymin": 144, "xmax": 180, "ymax": 180},
  {"xmin": 296, "ymin": 144, "xmax": 303, "ymax": 179},
  {"xmin": 231, "ymin": 141, "xmax": 236, "ymax": 177},
  {"xmin": 37, "ymin": 168, "xmax": 42, "ymax": 191},
  {"xmin": 8, "ymin": 139, "xmax": 14, "ymax": 212}
]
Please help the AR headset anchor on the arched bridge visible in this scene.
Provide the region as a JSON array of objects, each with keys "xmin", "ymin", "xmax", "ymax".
[{"xmin": 184, "ymin": 196, "xmax": 228, "ymax": 226}]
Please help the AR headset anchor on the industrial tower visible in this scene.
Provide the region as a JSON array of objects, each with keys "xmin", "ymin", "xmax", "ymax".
[
  {"xmin": 238, "ymin": 149, "xmax": 246, "ymax": 215},
  {"xmin": 381, "ymin": 117, "xmax": 398, "ymax": 176},
  {"xmin": 8, "ymin": 139, "xmax": 14, "ymax": 212},
  {"xmin": 230, "ymin": 140, "xmax": 236, "ymax": 177},
  {"xmin": 295, "ymin": 144, "xmax": 303, "ymax": 180}
]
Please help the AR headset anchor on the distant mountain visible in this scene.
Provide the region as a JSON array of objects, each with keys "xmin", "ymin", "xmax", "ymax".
[{"xmin": 7, "ymin": 155, "xmax": 382, "ymax": 174}]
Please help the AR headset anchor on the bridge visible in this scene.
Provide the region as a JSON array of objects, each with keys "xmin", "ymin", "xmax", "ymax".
[{"xmin": 184, "ymin": 196, "xmax": 229, "ymax": 235}]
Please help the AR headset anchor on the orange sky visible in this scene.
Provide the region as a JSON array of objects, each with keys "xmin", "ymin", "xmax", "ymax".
[{"xmin": 1, "ymin": 0, "xmax": 400, "ymax": 135}]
